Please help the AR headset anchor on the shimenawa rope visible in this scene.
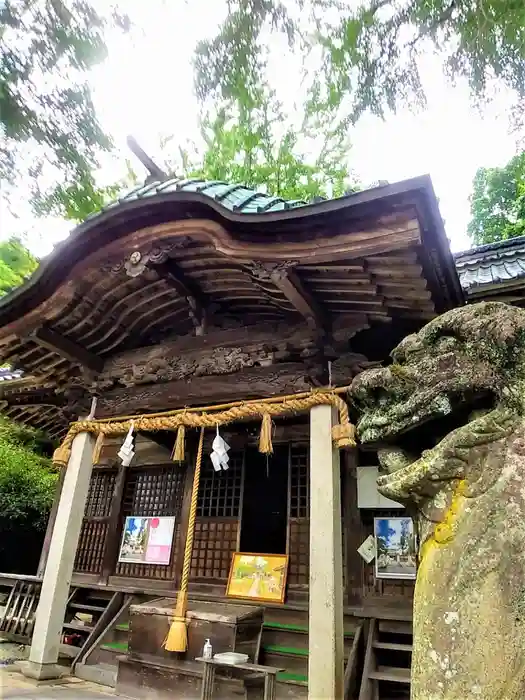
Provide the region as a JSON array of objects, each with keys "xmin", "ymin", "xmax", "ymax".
[{"xmin": 53, "ymin": 388, "xmax": 355, "ymax": 467}]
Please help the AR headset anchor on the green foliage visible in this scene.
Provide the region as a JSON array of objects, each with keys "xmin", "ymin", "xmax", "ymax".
[
  {"xmin": 468, "ymin": 152, "xmax": 525, "ymax": 245},
  {"xmin": 0, "ymin": 237, "xmax": 38, "ymax": 296},
  {"xmin": 33, "ymin": 159, "xmax": 139, "ymax": 222},
  {"xmin": 194, "ymin": 0, "xmax": 525, "ymax": 127},
  {"xmin": 0, "ymin": 0, "xmax": 129, "ymax": 212},
  {"xmin": 62, "ymin": 90, "xmax": 357, "ymax": 220},
  {"xmin": 0, "ymin": 416, "xmax": 56, "ymax": 531},
  {"xmin": 179, "ymin": 98, "xmax": 355, "ymax": 200},
  {"xmin": 194, "ymin": 0, "xmax": 296, "ymax": 108}
]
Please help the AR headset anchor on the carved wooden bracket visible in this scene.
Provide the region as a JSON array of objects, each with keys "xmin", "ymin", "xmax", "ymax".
[
  {"xmin": 120, "ymin": 247, "xmax": 208, "ymax": 334},
  {"xmin": 151, "ymin": 260, "xmax": 207, "ymax": 334},
  {"xmin": 245, "ymin": 261, "xmax": 326, "ymax": 331}
]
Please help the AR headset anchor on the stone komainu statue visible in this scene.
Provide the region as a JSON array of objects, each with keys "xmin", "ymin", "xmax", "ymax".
[{"xmin": 350, "ymin": 302, "xmax": 525, "ymax": 700}]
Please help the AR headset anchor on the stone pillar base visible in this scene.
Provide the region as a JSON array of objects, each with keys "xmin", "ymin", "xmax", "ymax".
[{"xmin": 17, "ymin": 660, "xmax": 67, "ymax": 681}]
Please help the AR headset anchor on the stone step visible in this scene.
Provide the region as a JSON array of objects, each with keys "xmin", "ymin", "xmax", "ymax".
[{"xmin": 75, "ymin": 661, "xmax": 118, "ymax": 688}]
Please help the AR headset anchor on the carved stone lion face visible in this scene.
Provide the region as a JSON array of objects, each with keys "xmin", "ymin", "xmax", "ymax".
[{"xmin": 350, "ymin": 302, "xmax": 525, "ymax": 454}]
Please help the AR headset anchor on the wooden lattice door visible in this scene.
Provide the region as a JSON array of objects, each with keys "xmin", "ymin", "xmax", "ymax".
[
  {"xmin": 114, "ymin": 464, "xmax": 186, "ymax": 582},
  {"xmin": 74, "ymin": 467, "xmax": 117, "ymax": 575},
  {"xmin": 287, "ymin": 445, "xmax": 310, "ymax": 586},
  {"xmin": 190, "ymin": 450, "xmax": 244, "ymax": 581}
]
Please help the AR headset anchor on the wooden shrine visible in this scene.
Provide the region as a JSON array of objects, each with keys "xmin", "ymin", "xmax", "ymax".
[{"xmin": 0, "ymin": 175, "xmax": 464, "ymax": 699}]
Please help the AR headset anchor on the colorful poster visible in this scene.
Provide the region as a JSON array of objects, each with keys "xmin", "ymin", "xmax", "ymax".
[
  {"xmin": 118, "ymin": 516, "xmax": 175, "ymax": 565},
  {"xmin": 226, "ymin": 553, "xmax": 289, "ymax": 603}
]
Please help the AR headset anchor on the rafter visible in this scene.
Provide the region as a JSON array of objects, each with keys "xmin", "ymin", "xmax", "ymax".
[
  {"xmin": 2, "ymin": 387, "xmax": 62, "ymax": 407},
  {"xmin": 27, "ymin": 325, "xmax": 104, "ymax": 373}
]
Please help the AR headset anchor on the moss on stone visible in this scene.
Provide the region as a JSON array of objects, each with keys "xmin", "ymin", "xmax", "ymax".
[{"xmin": 350, "ymin": 302, "xmax": 525, "ymax": 700}]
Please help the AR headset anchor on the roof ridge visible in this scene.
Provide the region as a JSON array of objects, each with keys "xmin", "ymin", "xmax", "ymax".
[{"xmin": 454, "ymin": 234, "xmax": 525, "ymax": 261}]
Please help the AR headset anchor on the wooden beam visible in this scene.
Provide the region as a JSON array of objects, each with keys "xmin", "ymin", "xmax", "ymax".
[
  {"xmin": 3, "ymin": 388, "xmax": 63, "ymax": 408},
  {"xmin": 271, "ymin": 268, "xmax": 325, "ymax": 331},
  {"xmin": 246, "ymin": 262, "xmax": 326, "ymax": 331},
  {"xmin": 28, "ymin": 326, "xmax": 103, "ymax": 373},
  {"xmin": 152, "ymin": 260, "xmax": 207, "ymax": 333},
  {"xmin": 139, "ymin": 430, "xmax": 176, "ymax": 453},
  {"xmin": 96, "ymin": 362, "xmax": 324, "ymax": 417}
]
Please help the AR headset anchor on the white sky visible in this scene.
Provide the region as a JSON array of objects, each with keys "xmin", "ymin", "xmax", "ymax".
[{"xmin": 2, "ymin": 0, "xmax": 521, "ymax": 257}]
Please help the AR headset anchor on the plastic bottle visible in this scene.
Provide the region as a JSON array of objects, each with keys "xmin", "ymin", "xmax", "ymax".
[{"xmin": 203, "ymin": 638, "xmax": 213, "ymax": 660}]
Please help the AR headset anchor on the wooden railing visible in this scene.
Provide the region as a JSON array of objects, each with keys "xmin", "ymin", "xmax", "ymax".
[{"xmin": 0, "ymin": 573, "xmax": 42, "ymax": 642}]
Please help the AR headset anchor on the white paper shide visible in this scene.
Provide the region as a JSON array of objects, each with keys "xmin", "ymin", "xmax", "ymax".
[{"xmin": 210, "ymin": 425, "xmax": 230, "ymax": 471}]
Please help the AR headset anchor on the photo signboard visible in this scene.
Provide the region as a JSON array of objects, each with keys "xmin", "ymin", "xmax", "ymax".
[{"xmin": 118, "ymin": 516, "xmax": 175, "ymax": 565}]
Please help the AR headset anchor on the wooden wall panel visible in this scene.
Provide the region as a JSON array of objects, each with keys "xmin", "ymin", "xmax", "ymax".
[
  {"xmin": 190, "ymin": 451, "xmax": 243, "ymax": 581},
  {"xmin": 287, "ymin": 445, "xmax": 309, "ymax": 586},
  {"xmin": 74, "ymin": 468, "xmax": 116, "ymax": 574}
]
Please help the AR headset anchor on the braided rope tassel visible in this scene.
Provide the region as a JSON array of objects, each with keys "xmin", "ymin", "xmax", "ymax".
[{"xmin": 163, "ymin": 426, "xmax": 205, "ymax": 652}]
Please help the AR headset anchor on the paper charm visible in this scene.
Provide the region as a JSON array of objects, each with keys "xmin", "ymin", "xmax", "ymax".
[
  {"xmin": 118, "ymin": 423, "xmax": 135, "ymax": 466},
  {"xmin": 210, "ymin": 425, "xmax": 230, "ymax": 471},
  {"xmin": 357, "ymin": 535, "xmax": 376, "ymax": 564}
]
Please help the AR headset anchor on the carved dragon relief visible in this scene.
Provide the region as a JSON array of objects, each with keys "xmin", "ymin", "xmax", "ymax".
[
  {"xmin": 350, "ymin": 302, "xmax": 525, "ymax": 700},
  {"xmin": 87, "ymin": 323, "xmax": 323, "ymax": 392}
]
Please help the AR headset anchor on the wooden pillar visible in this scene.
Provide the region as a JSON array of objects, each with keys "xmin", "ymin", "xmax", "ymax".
[
  {"xmin": 37, "ymin": 467, "xmax": 67, "ymax": 578},
  {"xmin": 100, "ymin": 463, "xmax": 128, "ymax": 582},
  {"xmin": 308, "ymin": 405, "xmax": 344, "ymax": 700},
  {"xmin": 342, "ymin": 449, "xmax": 364, "ymax": 605},
  {"xmin": 21, "ymin": 432, "xmax": 95, "ymax": 680}
]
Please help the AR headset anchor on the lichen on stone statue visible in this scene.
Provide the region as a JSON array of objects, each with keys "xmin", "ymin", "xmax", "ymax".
[{"xmin": 350, "ymin": 301, "xmax": 525, "ymax": 700}]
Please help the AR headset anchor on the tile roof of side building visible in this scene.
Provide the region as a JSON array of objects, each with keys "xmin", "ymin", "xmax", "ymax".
[{"xmin": 454, "ymin": 235, "xmax": 525, "ymax": 291}]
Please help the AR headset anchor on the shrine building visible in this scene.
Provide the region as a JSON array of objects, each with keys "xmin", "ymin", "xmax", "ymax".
[{"xmin": 0, "ymin": 175, "xmax": 472, "ymax": 699}]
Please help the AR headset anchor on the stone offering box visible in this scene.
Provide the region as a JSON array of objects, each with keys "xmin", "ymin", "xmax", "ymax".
[{"xmin": 128, "ymin": 597, "xmax": 264, "ymax": 663}]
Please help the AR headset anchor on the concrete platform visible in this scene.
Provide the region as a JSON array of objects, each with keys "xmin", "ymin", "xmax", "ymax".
[{"xmin": 0, "ymin": 667, "xmax": 117, "ymax": 699}]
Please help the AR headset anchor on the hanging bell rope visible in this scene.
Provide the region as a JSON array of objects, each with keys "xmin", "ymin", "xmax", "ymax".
[
  {"xmin": 52, "ymin": 387, "xmax": 355, "ymax": 468},
  {"xmin": 163, "ymin": 426, "xmax": 205, "ymax": 652}
]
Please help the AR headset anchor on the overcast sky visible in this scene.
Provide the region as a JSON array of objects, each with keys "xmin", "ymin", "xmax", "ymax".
[{"xmin": 2, "ymin": 0, "xmax": 520, "ymax": 257}]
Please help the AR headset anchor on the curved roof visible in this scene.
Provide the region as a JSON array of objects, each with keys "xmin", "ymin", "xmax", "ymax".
[
  {"xmin": 86, "ymin": 177, "xmax": 308, "ymax": 220},
  {"xmin": 0, "ymin": 174, "xmax": 462, "ymax": 324},
  {"xmin": 0, "ymin": 173, "xmax": 463, "ymax": 439}
]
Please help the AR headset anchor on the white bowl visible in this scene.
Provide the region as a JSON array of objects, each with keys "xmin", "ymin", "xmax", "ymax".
[{"xmin": 213, "ymin": 652, "xmax": 249, "ymax": 665}]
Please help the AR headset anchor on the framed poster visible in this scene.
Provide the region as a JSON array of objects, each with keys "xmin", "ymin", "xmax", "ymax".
[
  {"xmin": 118, "ymin": 516, "xmax": 175, "ymax": 565},
  {"xmin": 374, "ymin": 517, "xmax": 417, "ymax": 580},
  {"xmin": 226, "ymin": 552, "xmax": 289, "ymax": 604}
]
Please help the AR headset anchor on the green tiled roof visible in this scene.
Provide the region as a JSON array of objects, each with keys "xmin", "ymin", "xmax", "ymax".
[{"xmin": 85, "ymin": 177, "xmax": 308, "ymax": 222}]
